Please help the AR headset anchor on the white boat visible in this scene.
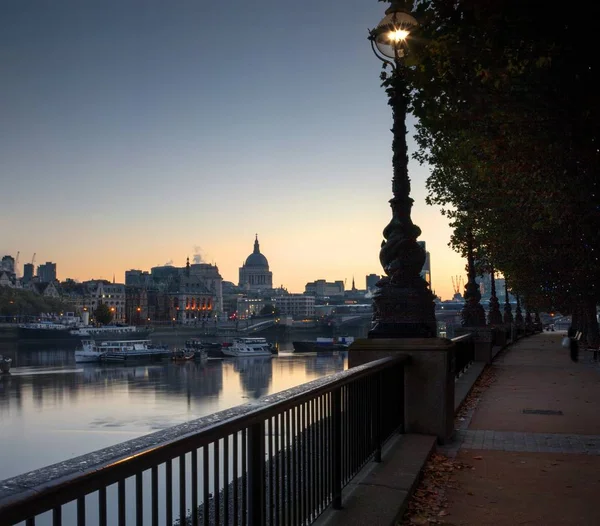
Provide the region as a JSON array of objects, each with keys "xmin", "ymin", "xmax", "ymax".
[
  {"xmin": 0, "ymin": 355, "xmax": 11, "ymax": 373},
  {"xmin": 221, "ymin": 337, "xmax": 273, "ymax": 357},
  {"xmin": 75, "ymin": 339, "xmax": 171, "ymax": 363}
]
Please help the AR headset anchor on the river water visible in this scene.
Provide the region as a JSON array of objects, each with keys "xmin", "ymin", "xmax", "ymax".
[{"xmin": 0, "ymin": 336, "xmax": 349, "ymax": 482}]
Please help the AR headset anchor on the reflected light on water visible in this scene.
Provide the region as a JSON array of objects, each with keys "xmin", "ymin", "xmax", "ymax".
[{"xmin": 0, "ymin": 347, "xmax": 347, "ymax": 480}]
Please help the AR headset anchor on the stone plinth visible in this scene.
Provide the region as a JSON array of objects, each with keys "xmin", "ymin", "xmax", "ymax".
[
  {"xmin": 349, "ymin": 338, "xmax": 455, "ymax": 443},
  {"xmin": 493, "ymin": 325, "xmax": 507, "ymax": 347},
  {"xmin": 455, "ymin": 327, "xmax": 495, "ymax": 364}
]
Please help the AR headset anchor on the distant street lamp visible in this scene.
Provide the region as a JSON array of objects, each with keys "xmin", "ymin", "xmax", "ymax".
[
  {"xmin": 487, "ymin": 266, "xmax": 503, "ymax": 325},
  {"xmin": 368, "ymin": 0, "xmax": 436, "ymax": 338},
  {"xmin": 515, "ymin": 293, "xmax": 524, "ymax": 331},
  {"xmin": 503, "ymin": 280, "xmax": 513, "ymax": 324},
  {"xmin": 461, "ymin": 227, "xmax": 486, "ymax": 327}
]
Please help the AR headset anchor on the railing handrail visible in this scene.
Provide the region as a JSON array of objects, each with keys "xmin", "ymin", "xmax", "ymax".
[
  {"xmin": 451, "ymin": 333, "xmax": 473, "ymax": 344},
  {"xmin": 0, "ymin": 354, "xmax": 409, "ymax": 521}
]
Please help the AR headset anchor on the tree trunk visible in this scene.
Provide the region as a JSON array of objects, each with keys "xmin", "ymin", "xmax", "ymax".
[{"xmin": 585, "ymin": 297, "xmax": 599, "ymax": 349}]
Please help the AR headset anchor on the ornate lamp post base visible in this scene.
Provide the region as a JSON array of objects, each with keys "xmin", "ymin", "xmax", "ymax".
[{"xmin": 369, "ymin": 276, "xmax": 437, "ymax": 338}]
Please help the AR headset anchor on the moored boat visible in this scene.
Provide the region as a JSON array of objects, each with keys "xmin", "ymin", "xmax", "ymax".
[
  {"xmin": 292, "ymin": 336, "xmax": 355, "ymax": 353},
  {"xmin": 221, "ymin": 337, "xmax": 273, "ymax": 358},
  {"xmin": 18, "ymin": 322, "xmax": 73, "ymax": 341},
  {"xmin": 18, "ymin": 322, "xmax": 151, "ymax": 344},
  {"xmin": 171, "ymin": 349, "xmax": 195, "ymax": 362},
  {"xmin": 70, "ymin": 325, "xmax": 152, "ymax": 340},
  {"xmin": 185, "ymin": 339, "xmax": 224, "ymax": 358},
  {"xmin": 75, "ymin": 339, "xmax": 171, "ymax": 363}
]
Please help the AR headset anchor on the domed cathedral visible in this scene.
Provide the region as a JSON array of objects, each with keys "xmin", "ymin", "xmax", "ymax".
[{"xmin": 238, "ymin": 235, "xmax": 273, "ymax": 292}]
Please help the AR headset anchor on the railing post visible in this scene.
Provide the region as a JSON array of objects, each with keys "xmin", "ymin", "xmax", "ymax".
[
  {"xmin": 332, "ymin": 387, "xmax": 342, "ymax": 510},
  {"xmin": 247, "ymin": 422, "xmax": 265, "ymax": 526},
  {"xmin": 374, "ymin": 372, "xmax": 382, "ymax": 463}
]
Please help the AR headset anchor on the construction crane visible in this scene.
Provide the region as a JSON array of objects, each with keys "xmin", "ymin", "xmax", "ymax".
[
  {"xmin": 31, "ymin": 253, "xmax": 36, "ymax": 267},
  {"xmin": 451, "ymin": 276, "xmax": 464, "ymax": 299}
]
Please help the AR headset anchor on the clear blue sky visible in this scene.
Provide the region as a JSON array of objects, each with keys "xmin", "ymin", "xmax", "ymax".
[{"xmin": 0, "ymin": 0, "xmax": 464, "ymax": 299}]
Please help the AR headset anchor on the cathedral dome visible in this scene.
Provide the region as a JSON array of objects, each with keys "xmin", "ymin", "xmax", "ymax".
[{"xmin": 244, "ymin": 235, "xmax": 269, "ymax": 268}]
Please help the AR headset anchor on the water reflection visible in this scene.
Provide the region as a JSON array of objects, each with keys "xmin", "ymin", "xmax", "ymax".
[{"xmin": 0, "ymin": 345, "xmax": 347, "ymax": 480}]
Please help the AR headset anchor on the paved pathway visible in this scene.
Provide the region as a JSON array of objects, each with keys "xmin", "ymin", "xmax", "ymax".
[{"xmin": 439, "ymin": 332, "xmax": 600, "ymax": 525}]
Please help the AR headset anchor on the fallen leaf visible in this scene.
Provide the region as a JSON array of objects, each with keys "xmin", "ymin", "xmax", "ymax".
[{"xmin": 473, "ymin": 455, "xmax": 483, "ymax": 460}]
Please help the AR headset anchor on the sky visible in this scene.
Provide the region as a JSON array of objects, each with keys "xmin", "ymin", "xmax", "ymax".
[{"xmin": 0, "ymin": 0, "xmax": 466, "ymax": 300}]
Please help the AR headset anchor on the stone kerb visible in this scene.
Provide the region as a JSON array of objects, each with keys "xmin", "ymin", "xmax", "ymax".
[{"xmin": 349, "ymin": 337, "xmax": 455, "ymax": 443}]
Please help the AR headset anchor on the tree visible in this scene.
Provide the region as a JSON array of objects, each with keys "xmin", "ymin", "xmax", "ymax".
[
  {"xmin": 404, "ymin": 0, "xmax": 600, "ymax": 342},
  {"xmin": 259, "ymin": 304, "xmax": 279, "ymax": 317},
  {"xmin": 94, "ymin": 302, "xmax": 113, "ymax": 325}
]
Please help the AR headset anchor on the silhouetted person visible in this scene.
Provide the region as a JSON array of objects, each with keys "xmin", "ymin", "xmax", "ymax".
[{"xmin": 567, "ymin": 326, "xmax": 579, "ymax": 362}]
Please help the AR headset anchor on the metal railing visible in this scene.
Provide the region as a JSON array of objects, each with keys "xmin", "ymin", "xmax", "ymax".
[
  {"xmin": 0, "ymin": 356, "xmax": 407, "ymax": 526},
  {"xmin": 452, "ymin": 333, "xmax": 474, "ymax": 378}
]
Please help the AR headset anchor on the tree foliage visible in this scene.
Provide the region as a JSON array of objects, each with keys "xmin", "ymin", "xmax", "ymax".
[
  {"xmin": 0, "ymin": 287, "xmax": 70, "ymax": 317},
  {"xmin": 402, "ymin": 0, "xmax": 599, "ymax": 337},
  {"xmin": 94, "ymin": 302, "xmax": 113, "ymax": 325},
  {"xmin": 259, "ymin": 304, "xmax": 280, "ymax": 317}
]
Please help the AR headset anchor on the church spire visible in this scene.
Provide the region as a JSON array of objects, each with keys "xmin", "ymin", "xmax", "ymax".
[{"xmin": 253, "ymin": 234, "xmax": 260, "ymax": 254}]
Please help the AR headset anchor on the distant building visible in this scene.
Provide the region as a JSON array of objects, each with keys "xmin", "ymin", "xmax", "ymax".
[
  {"xmin": 418, "ymin": 241, "xmax": 431, "ymax": 287},
  {"xmin": 304, "ymin": 279, "xmax": 345, "ymax": 298},
  {"xmin": 274, "ymin": 294, "xmax": 315, "ymax": 318},
  {"xmin": 366, "ymin": 274, "xmax": 381, "ymax": 292},
  {"xmin": 31, "ymin": 282, "xmax": 61, "ymax": 299},
  {"xmin": 1, "ymin": 255, "xmax": 15, "ymax": 274},
  {"xmin": 0, "ymin": 271, "xmax": 15, "ymax": 288},
  {"xmin": 122, "ymin": 259, "xmax": 224, "ymax": 323},
  {"xmin": 125, "ymin": 269, "xmax": 150, "ymax": 287},
  {"xmin": 38, "ymin": 262, "xmax": 57, "ymax": 283},
  {"xmin": 189, "ymin": 262, "xmax": 224, "ymax": 313},
  {"xmin": 236, "ymin": 297, "xmax": 264, "ymax": 319},
  {"xmin": 84, "ymin": 280, "xmax": 126, "ymax": 323},
  {"xmin": 22, "ymin": 263, "xmax": 34, "ymax": 284},
  {"xmin": 238, "ymin": 235, "xmax": 273, "ymax": 292}
]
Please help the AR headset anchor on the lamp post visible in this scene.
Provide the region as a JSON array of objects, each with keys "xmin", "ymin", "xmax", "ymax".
[
  {"xmin": 515, "ymin": 293, "xmax": 524, "ymax": 332},
  {"xmin": 368, "ymin": 0, "xmax": 436, "ymax": 338},
  {"xmin": 487, "ymin": 265, "xmax": 503, "ymax": 325},
  {"xmin": 462, "ymin": 227, "xmax": 486, "ymax": 327},
  {"xmin": 503, "ymin": 279, "xmax": 513, "ymax": 324}
]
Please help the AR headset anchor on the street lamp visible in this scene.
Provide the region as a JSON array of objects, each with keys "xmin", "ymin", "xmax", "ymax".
[
  {"xmin": 461, "ymin": 227, "xmax": 486, "ymax": 327},
  {"xmin": 368, "ymin": 0, "xmax": 436, "ymax": 338}
]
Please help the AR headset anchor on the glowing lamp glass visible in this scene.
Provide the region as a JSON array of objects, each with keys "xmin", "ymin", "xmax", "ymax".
[{"xmin": 373, "ymin": 11, "xmax": 418, "ymax": 59}]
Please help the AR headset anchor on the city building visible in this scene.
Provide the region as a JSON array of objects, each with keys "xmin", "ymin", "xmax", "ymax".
[
  {"xmin": 124, "ymin": 259, "xmax": 224, "ymax": 321},
  {"xmin": 418, "ymin": 241, "xmax": 431, "ymax": 287},
  {"xmin": 235, "ymin": 297, "xmax": 265, "ymax": 319},
  {"xmin": 304, "ymin": 279, "xmax": 345, "ymax": 299},
  {"xmin": 274, "ymin": 294, "xmax": 315, "ymax": 318},
  {"xmin": 84, "ymin": 280, "xmax": 126, "ymax": 323},
  {"xmin": 30, "ymin": 282, "xmax": 61, "ymax": 299},
  {"xmin": 125, "ymin": 269, "xmax": 150, "ymax": 288},
  {"xmin": 171, "ymin": 260, "xmax": 216, "ymax": 324},
  {"xmin": 189, "ymin": 262, "xmax": 224, "ymax": 313},
  {"xmin": 0, "ymin": 271, "xmax": 16, "ymax": 288},
  {"xmin": 38, "ymin": 262, "xmax": 57, "ymax": 283},
  {"xmin": 59, "ymin": 281, "xmax": 92, "ymax": 315},
  {"xmin": 366, "ymin": 274, "xmax": 381, "ymax": 292},
  {"xmin": 22, "ymin": 263, "xmax": 34, "ymax": 284},
  {"xmin": 1, "ymin": 255, "xmax": 15, "ymax": 274},
  {"xmin": 238, "ymin": 235, "xmax": 273, "ymax": 292}
]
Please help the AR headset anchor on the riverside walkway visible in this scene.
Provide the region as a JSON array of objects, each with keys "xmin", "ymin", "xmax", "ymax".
[{"xmin": 436, "ymin": 331, "xmax": 600, "ymax": 525}]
